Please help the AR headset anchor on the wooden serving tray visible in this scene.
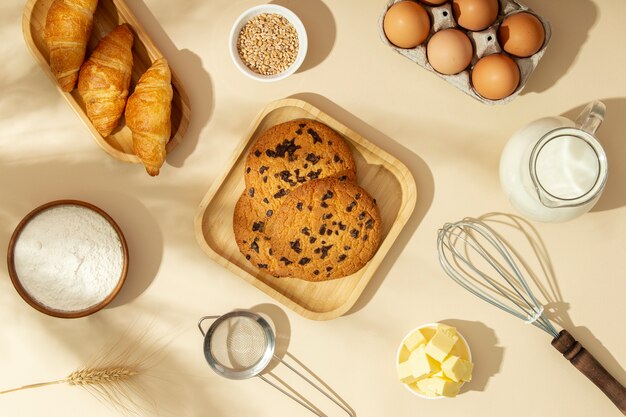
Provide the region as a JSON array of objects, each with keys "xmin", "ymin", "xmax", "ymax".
[
  {"xmin": 194, "ymin": 99, "xmax": 417, "ymax": 320},
  {"xmin": 22, "ymin": 0, "xmax": 190, "ymax": 163}
]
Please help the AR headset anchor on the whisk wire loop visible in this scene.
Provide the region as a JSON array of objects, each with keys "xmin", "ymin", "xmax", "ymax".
[
  {"xmin": 438, "ymin": 231, "xmax": 530, "ymax": 322},
  {"xmin": 437, "ymin": 219, "xmax": 559, "ymax": 338},
  {"xmin": 440, "ymin": 225, "xmax": 531, "ymax": 317},
  {"xmin": 449, "ymin": 228, "xmax": 526, "ymax": 306},
  {"xmin": 457, "ymin": 222, "xmax": 541, "ymax": 318}
]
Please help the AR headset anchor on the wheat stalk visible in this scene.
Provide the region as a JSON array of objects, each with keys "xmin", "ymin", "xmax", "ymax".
[
  {"xmin": 0, "ymin": 366, "xmax": 139, "ymax": 394},
  {"xmin": 67, "ymin": 367, "xmax": 139, "ymax": 386}
]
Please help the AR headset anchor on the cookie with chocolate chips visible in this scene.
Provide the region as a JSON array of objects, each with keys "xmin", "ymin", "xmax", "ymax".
[
  {"xmin": 244, "ymin": 119, "xmax": 357, "ymax": 207},
  {"xmin": 233, "ymin": 191, "xmax": 283, "ymax": 275},
  {"xmin": 234, "ymin": 173, "xmax": 356, "ymax": 276},
  {"xmin": 265, "ymin": 178, "xmax": 382, "ymax": 281}
]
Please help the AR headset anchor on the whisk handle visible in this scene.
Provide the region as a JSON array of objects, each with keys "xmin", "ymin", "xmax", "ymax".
[{"xmin": 552, "ymin": 330, "xmax": 626, "ymax": 415}]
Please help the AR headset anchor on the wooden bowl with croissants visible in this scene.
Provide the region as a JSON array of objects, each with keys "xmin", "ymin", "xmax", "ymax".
[{"xmin": 22, "ymin": 0, "xmax": 191, "ymax": 176}]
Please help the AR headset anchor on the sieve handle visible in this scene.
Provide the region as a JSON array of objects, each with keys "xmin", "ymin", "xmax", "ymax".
[
  {"xmin": 259, "ymin": 374, "xmax": 324, "ymax": 416},
  {"xmin": 552, "ymin": 330, "xmax": 626, "ymax": 415},
  {"xmin": 197, "ymin": 316, "xmax": 220, "ymax": 337},
  {"xmin": 258, "ymin": 355, "xmax": 355, "ymax": 417}
]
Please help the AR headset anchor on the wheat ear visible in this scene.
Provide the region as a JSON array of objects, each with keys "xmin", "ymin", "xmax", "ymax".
[{"xmin": 0, "ymin": 366, "xmax": 139, "ymax": 395}]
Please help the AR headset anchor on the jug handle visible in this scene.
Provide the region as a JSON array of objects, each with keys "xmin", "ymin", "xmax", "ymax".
[{"xmin": 575, "ymin": 100, "xmax": 606, "ymax": 135}]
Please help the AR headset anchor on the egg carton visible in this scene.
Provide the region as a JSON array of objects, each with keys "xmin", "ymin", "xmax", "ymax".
[{"xmin": 378, "ymin": 0, "xmax": 552, "ymax": 105}]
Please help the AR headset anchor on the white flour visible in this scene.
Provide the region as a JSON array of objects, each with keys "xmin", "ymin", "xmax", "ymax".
[{"xmin": 14, "ymin": 205, "xmax": 124, "ymax": 312}]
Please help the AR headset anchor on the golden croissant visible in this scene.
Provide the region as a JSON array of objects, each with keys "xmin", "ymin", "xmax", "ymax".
[
  {"xmin": 125, "ymin": 57, "xmax": 173, "ymax": 176},
  {"xmin": 45, "ymin": 0, "xmax": 98, "ymax": 92},
  {"xmin": 78, "ymin": 24, "xmax": 134, "ymax": 137}
]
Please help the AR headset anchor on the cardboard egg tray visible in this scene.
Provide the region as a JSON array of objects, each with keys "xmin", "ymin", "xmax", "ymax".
[{"xmin": 378, "ymin": 0, "xmax": 551, "ymax": 105}]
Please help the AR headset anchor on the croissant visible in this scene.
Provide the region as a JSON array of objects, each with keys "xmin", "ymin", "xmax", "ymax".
[
  {"xmin": 45, "ymin": 0, "xmax": 98, "ymax": 92},
  {"xmin": 125, "ymin": 57, "xmax": 173, "ymax": 176},
  {"xmin": 78, "ymin": 24, "xmax": 134, "ymax": 137}
]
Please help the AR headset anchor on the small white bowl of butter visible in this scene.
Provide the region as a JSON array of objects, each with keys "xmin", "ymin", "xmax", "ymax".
[{"xmin": 396, "ymin": 323, "xmax": 473, "ymax": 399}]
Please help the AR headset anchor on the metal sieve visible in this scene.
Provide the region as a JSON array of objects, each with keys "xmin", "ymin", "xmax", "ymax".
[{"xmin": 198, "ymin": 310, "xmax": 353, "ymax": 416}]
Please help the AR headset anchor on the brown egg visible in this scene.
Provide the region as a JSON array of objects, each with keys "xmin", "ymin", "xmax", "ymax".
[
  {"xmin": 498, "ymin": 12, "xmax": 545, "ymax": 57},
  {"xmin": 384, "ymin": 1, "xmax": 431, "ymax": 49},
  {"xmin": 471, "ymin": 54, "xmax": 520, "ymax": 100},
  {"xmin": 452, "ymin": 0, "xmax": 499, "ymax": 31},
  {"xmin": 427, "ymin": 29, "xmax": 473, "ymax": 75},
  {"xmin": 420, "ymin": 0, "xmax": 449, "ymax": 5}
]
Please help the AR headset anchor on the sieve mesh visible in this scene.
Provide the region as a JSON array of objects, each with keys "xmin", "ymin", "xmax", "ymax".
[{"xmin": 209, "ymin": 315, "xmax": 268, "ymax": 371}]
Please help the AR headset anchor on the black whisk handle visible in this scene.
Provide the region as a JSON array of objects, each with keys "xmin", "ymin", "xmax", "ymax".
[{"xmin": 552, "ymin": 330, "xmax": 626, "ymax": 415}]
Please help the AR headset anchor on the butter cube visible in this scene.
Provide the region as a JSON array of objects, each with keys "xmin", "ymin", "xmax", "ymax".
[
  {"xmin": 425, "ymin": 327, "xmax": 459, "ymax": 362},
  {"xmin": 436, "ymin": 376, "xmax": 462, "ymax": 397},
  {"xmin": 408, "ymin": 345, "xmax": 441, "ymax": 379},
  {"xmin": 404, "ymin": 329, "xmax": 427, "ymax": 352},
  {"xmin": 436, "ymin": 323, "xmax": 457, "ymax": 335},
  {"xmin": 397, "ymin": 360, "xmax": 419, "ymax": 383},
  {"xmin": 417, "ymin": 377, "xmax": 462, "ymax": 398},
  {"xmin": 442, "ymin": 355, "xmax": 473, "ymax": 382},
  {"xmin": 416, "ymin": 378, "xmax": 439, "ymax": 397}
]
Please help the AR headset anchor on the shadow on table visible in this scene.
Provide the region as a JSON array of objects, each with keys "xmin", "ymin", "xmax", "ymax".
[
  {"xmin": 560, "ymin": 97, "xmax": 626, "ymax": 212},
  {"xmin": 105, "ymin": 194, "xmax": 162, "ymax": 308},
  {"xmin": 10, "ymin": 310, "xmax": 225, "ymax": 417},
  {"xmin": 123, "ymin": 0, "xmax": 214, "ymax": 169},
  {"xmin": 441, "ymin": 318, "xmax": 504, "ymax": 393},
  {"xmin": 521, "ymin": 0, "xmax": 597, "ymax": 95},
  {"xmin": 478, "ymin": 212, "xmax": 626, "ymax": 386},
  {"xmin": 0, "ymin": 2, "xmax": 65, "ymax": 117},
  {"xmin": 270, "ymin": 0, "xmax": 336, "ymax": 73},
  {"xmin": 0, "ymin": 63, "xmax": 63, "ymax": 118},
  {"xmin": 250, "ymin": 302, "xmax": 292, "ymax": 369},
  {"xmin": 287, "ymin": 93, "xmax": 434, "ymax": 316}
]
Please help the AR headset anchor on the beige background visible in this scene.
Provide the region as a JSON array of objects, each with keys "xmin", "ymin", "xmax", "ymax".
[{"xmin": 1, "ymin": 0, "xmax": 625, "ymax": 416}]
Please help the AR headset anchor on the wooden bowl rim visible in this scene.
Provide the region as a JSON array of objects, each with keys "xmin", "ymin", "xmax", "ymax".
[{"xmin": 6, "ymin": 199, "xmax": 129, "ymax": 319}]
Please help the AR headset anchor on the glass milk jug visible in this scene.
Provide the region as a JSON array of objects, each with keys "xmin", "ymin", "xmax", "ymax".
[{"xmin": 499, "ymin": 101, "xmax": 608, "ymax": 222}]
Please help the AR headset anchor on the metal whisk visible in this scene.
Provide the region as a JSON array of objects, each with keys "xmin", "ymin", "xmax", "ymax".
[{"xmin": 437, "ymin": 218, "xmax": 626, "ymax": 415}]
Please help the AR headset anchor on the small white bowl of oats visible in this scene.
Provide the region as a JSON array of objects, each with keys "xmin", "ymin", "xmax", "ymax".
[{"xmin": 229, "ymin": 4, "xmax": 308, "ymax": 82}]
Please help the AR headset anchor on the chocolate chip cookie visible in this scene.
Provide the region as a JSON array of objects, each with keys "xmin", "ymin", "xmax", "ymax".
[
  {"xmin": 235, "ymin": 170, "xmax": 356, "ymax": 275},
  {"xmin": 244, "ymin": 119, "xmax": 357, "ymax": 206},
  {"xmin": 235, "ymin": 119, "xmax": 358, "ymax": 274},
  {"xmin": 233, "ymin": 191, "xmax": 281, "ymax": 274},
  {"xmin": 265, "ymin": 178, "xmax": 382, "ymax": 281}
]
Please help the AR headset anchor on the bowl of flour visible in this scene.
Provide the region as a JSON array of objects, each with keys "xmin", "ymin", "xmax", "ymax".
[{"xmin": 7, "ymin": 200, "xmax": 128, "ymax": 318}]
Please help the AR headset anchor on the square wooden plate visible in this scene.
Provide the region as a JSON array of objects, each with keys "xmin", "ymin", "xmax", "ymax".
[
  {"xmin": 22, "ymin": 0, "xmax": 190, "ymax": 163},
  {"xmin": 194, "ymin": 99, "xmax": 416, "ymax": 320}
]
